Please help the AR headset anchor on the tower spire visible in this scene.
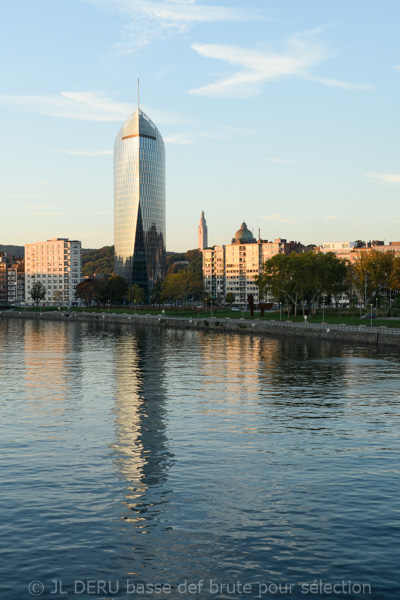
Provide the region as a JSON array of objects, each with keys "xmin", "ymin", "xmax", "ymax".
[{"xmin": 138, "ymin": 77, "xmax": 140, "ymax": 111}]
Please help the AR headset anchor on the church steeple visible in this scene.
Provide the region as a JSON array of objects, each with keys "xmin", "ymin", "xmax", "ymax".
[{"xmin": 198, "ymin": 211, "xmax": 208, "ymax": 250}]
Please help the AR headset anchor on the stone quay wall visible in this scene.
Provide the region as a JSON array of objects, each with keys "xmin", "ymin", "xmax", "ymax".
[{"xmin": 2, "ymin": 310, "xmax": 400, "ymax": 349}]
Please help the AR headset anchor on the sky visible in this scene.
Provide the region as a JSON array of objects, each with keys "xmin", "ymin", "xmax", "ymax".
[{"xmin": 1, "ymin": 0, "xmax": 399, "ymax": 252}]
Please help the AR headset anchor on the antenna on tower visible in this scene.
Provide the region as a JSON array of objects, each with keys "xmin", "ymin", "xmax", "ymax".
[{"xmin": 138, "ymin": 78, "xmax": 140, "ymax": 111}]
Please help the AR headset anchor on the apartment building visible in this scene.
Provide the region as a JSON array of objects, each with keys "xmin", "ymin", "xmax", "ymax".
[
  {"xmin": 203, "ymin": 222, "xmax": 304, "ymax": 305},
  {"xmin": 7, "ymin": 261, "xmax": 25, "ymax": 304},
  {"xmin": 25, "ymin": 238, "xmax": 82, "ymax": 304},
  {"xmin": 0, "ymin": 253, "xmax": 8, "ymax": 305},
  {"xmin": 0, "ymin": 252, "xmax": 25, "ymax": 305}
]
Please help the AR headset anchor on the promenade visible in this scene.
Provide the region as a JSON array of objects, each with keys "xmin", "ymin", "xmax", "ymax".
[{"xmin": 2, "ymin": 310, "xmax": 400, "ymax": 349}]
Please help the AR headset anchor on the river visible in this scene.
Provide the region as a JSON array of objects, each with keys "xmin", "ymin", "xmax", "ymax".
[{"xmin": 0, "ymin": 319, "xmax": 399, "ymax": 599}]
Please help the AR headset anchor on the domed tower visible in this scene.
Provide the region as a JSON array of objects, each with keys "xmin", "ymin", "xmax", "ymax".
[
  {"xmin": 114, "ymin": 108, "xmax": 166, "ymax": 296},
  {"xmin": 232, "ymin": 222, "xmax": 256, "ymax": 244}
]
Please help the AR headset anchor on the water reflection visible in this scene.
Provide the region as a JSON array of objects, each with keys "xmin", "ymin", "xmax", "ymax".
[
  {"xmin": 1, "ymin": 320, "xmax": 399, "ymax": 600},
  {"xmin": 110, "ymin": 326, "xmax": 173, "ymax": 540}
]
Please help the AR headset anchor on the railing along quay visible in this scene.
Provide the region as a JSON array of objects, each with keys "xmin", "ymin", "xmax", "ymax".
[{"xmin": 1, "ymin": 310, "xmax": 400, "ymax": 346}]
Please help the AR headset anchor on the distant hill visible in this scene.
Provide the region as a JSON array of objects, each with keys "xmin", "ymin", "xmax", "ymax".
[
  {"xmin": 0, "ymin": 244, "xmax": 201, "ymax": 277},
  {"xmin": 0, "ymin": 245, "xmax": 101, "ymax": 260},
  {"xmin": 82, "ymin": 245, "xmax": 114, "ymax": 277},
  {"xmin": 0, "ymin": 245, "xmax": 24, "ymax": 258},
  {"xmin": 82, "ymin": 246, "xmax": 202, "ymax": 278}
]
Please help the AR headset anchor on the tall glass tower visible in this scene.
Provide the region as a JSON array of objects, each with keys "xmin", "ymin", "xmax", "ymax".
[{"xmin": 114, "ymin": 108, "xmax": 166, "ymax": 296}]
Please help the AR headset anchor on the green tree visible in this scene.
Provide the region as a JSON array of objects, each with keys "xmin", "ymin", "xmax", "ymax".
[
  {"xmin": 352, "ymin": 250, "xmax": 396, "ymax": 304},
  {"xmin": 162, "ymin": 268, "xmax": 203, "ymax": 306},
  {"xmin": 30, "ymin": 281, "xmax": 46, "ymax": 305},
  {"xmin": 255, "ymin": 253, "xmax": 298, "ymax": 316},
  {"xmin": 52, "ymin": 290, "xmax": 64, "ymax": 305},
  {"xmin": 75, "ymin": 278, "xmax": 104, "ymax": 305},
  {"xmin": 389, "ymin": 256, "xmax": 400, "ymax": 294},
  {"xmin": 127, "ymin": 284, "xmax": 147, "ymax": 307},
  {"xmin": 151, "ymin": 278, "xmax": 163, "ymax": 305},
  {"xmin": 255, "ymin": 252, "xmax": 348, "ymax": 316},
  {"xmin": 350, "ymin": 252, "xmax": 371, "ymax": 304},
  {"xmin": 225, "ymin": 292, "xmax": 235, "ymax": 308},
  {"xmin": 104, "ymin": 275, "xmax": 128, "ymax": 305}
]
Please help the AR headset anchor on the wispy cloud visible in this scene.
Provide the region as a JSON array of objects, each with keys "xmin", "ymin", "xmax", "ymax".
[
  {"xmin": 164, "ymin": 133, "xmax": 193, "ymax": 144},
  {"xmin": 58, "ymin": 149, "xmax": 113, "ymax": 156},
  {"xmin": 394, "ymin": 65, "xmax": 400, "ymax": 72},
  {"xmin": 217, "ymin": 124, "xmax": 259, "ymax": 134},
  {"xmin": 364, "ymin": 172, "xmax": 400, "ymax": 184},
  {"xmin": 302, "ymin": 74, "xmax": 373, "ymax": 91},
  {"xmin": 85, "ymin": 0, "xmax": 253, "ymax": 53},
  {"xmin": 86, "ymin": 0, "xmax": 249, "ymax": 26},
  {"xmin": 260, "ymin": 214, "xmax": 295, "ymax": 224},
  {"xmin": 190, "ymin": 31, "xmax": 373, "ymax": 97},
  {"xmin": 0, "ymin": 91, "xmax": 188, "ymax": 123},
  {"xmin": 198, "ymin": 131, "xmax": 232, "ymax": 140}
]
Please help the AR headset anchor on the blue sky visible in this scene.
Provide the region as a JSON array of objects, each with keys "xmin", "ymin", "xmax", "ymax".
[{"xmin": 1, "ymin": 0, "xmax": 399, "ymax": 251}]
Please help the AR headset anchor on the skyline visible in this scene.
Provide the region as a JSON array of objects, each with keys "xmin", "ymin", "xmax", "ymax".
[{"xmin": 1, "ymin": 0, "xmax": 400, "ymax": 251}]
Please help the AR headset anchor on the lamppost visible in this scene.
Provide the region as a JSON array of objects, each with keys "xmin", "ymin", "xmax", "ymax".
[
  {"xmin": 322, "ymin": 296, "xmax": 325, "ymax": 324},
  {"xmin": 376, "ymin": 297, "xmax": 378, "ymax": 317},
  {"xmin": 279, "ymin": 302, "xmax": 282, "ymax": 321},
  {"xmin": 370, "ymin": 304, "xmax": 373, "ymax": 327},
  {"xmin": 107, "ymin": 300, "xmax": 110, "ymax": 314},
  {"xmin": 364, "ymin": 276, "xmax": 368, "ymax": 309}
]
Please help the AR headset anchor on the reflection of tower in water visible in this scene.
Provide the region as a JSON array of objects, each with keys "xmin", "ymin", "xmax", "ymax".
[{"xmin": 110, "ymin": 327, "xmax": 173, "ymax": 532}]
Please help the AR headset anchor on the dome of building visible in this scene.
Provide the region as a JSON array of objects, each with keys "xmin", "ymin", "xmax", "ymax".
[{"xmin": 233, "ymin": 222, "xmax": 256, "ymax": 243}]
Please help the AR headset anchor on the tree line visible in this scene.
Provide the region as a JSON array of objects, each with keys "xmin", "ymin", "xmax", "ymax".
[
  {"xmin": 74, "ymin": 249, "xmax": 204, "ymax": 306},
  {"xmin": 255, "ymin": 250, "xmax": 400, "ymax": 316}
]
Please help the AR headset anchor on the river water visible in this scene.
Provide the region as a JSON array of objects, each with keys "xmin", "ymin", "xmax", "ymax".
[{"xmin": 0, "ymin": 319, "xmax": 399, "ymax": 599}]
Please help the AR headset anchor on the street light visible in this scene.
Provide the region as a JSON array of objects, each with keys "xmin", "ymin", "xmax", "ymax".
[
  {"xmin": 279, "ymin": 302, "xmax": 282, "ymax": 321},
  {"xmin": 322, "ymin": 297, "xmax": 325, "ymax": 324},
  {"xmin": 370, "ymin": 304, "xmax": 373, "ymax": 327},
  {"xmin": 107, "ymin": 300, "xmax": 110, "ymax": 314},
  {"xmin": 364, "ymin": 276, "xmax": 368, "ymax": 308},
  {"xmin": 376, "ymin": 297, "xmax": 378, "ymax": 317}
]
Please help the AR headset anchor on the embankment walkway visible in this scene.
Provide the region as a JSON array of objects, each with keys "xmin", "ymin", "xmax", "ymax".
[{"xmin": 2, "ymin": 310, "xmax": 400, "ymax": 349}]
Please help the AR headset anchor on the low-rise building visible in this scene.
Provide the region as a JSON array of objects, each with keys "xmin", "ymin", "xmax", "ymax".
[
  {"xmin": 0, "ymin": 253, "xmax": 9, "ymax": 305},
  {"xmin": 25, "ymin": 238, "xmax": 82, "ymax": 304},
  {"xmin": 316, "ymin": 241, "xmax": 357, "ymax": 258},
  {"xmin": 0, "ymin": 252, "xmax": 25, "ymax": 305},
  {"xmin": 7, "ymin": 261, "xmax": 25, "ymax": 304},
  {"xmin": 316, "ymin": 240, "xmax": 400, "ymax": 263}
]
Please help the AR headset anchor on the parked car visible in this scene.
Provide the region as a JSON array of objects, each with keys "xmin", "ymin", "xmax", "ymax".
[
  {"xmin": 361, "ymin": 313, "xmax": 377, "ymax": 319},
  {"xmin": 231, "ymin": 307, "xmax": 240, "ymax": 312}
]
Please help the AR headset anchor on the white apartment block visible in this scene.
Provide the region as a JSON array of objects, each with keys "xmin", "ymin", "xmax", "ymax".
[
  {"xmin": 203, "ymin": 223, "xmax": 304, "ymax": 305},
  {"xmin": 25, "ymin": 238, "xmax": 82, "ymax": 304}
]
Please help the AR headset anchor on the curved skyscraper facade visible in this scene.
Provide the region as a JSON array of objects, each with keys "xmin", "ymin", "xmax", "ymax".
[{"xmin": 114, "ymin": 108, "xmax": 166, "ymax": 295}]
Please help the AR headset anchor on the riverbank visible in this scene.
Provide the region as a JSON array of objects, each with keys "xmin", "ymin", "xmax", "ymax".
[{"xmin": 2, "ymin": 309, "xmax": 400, "ymax": 348}]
